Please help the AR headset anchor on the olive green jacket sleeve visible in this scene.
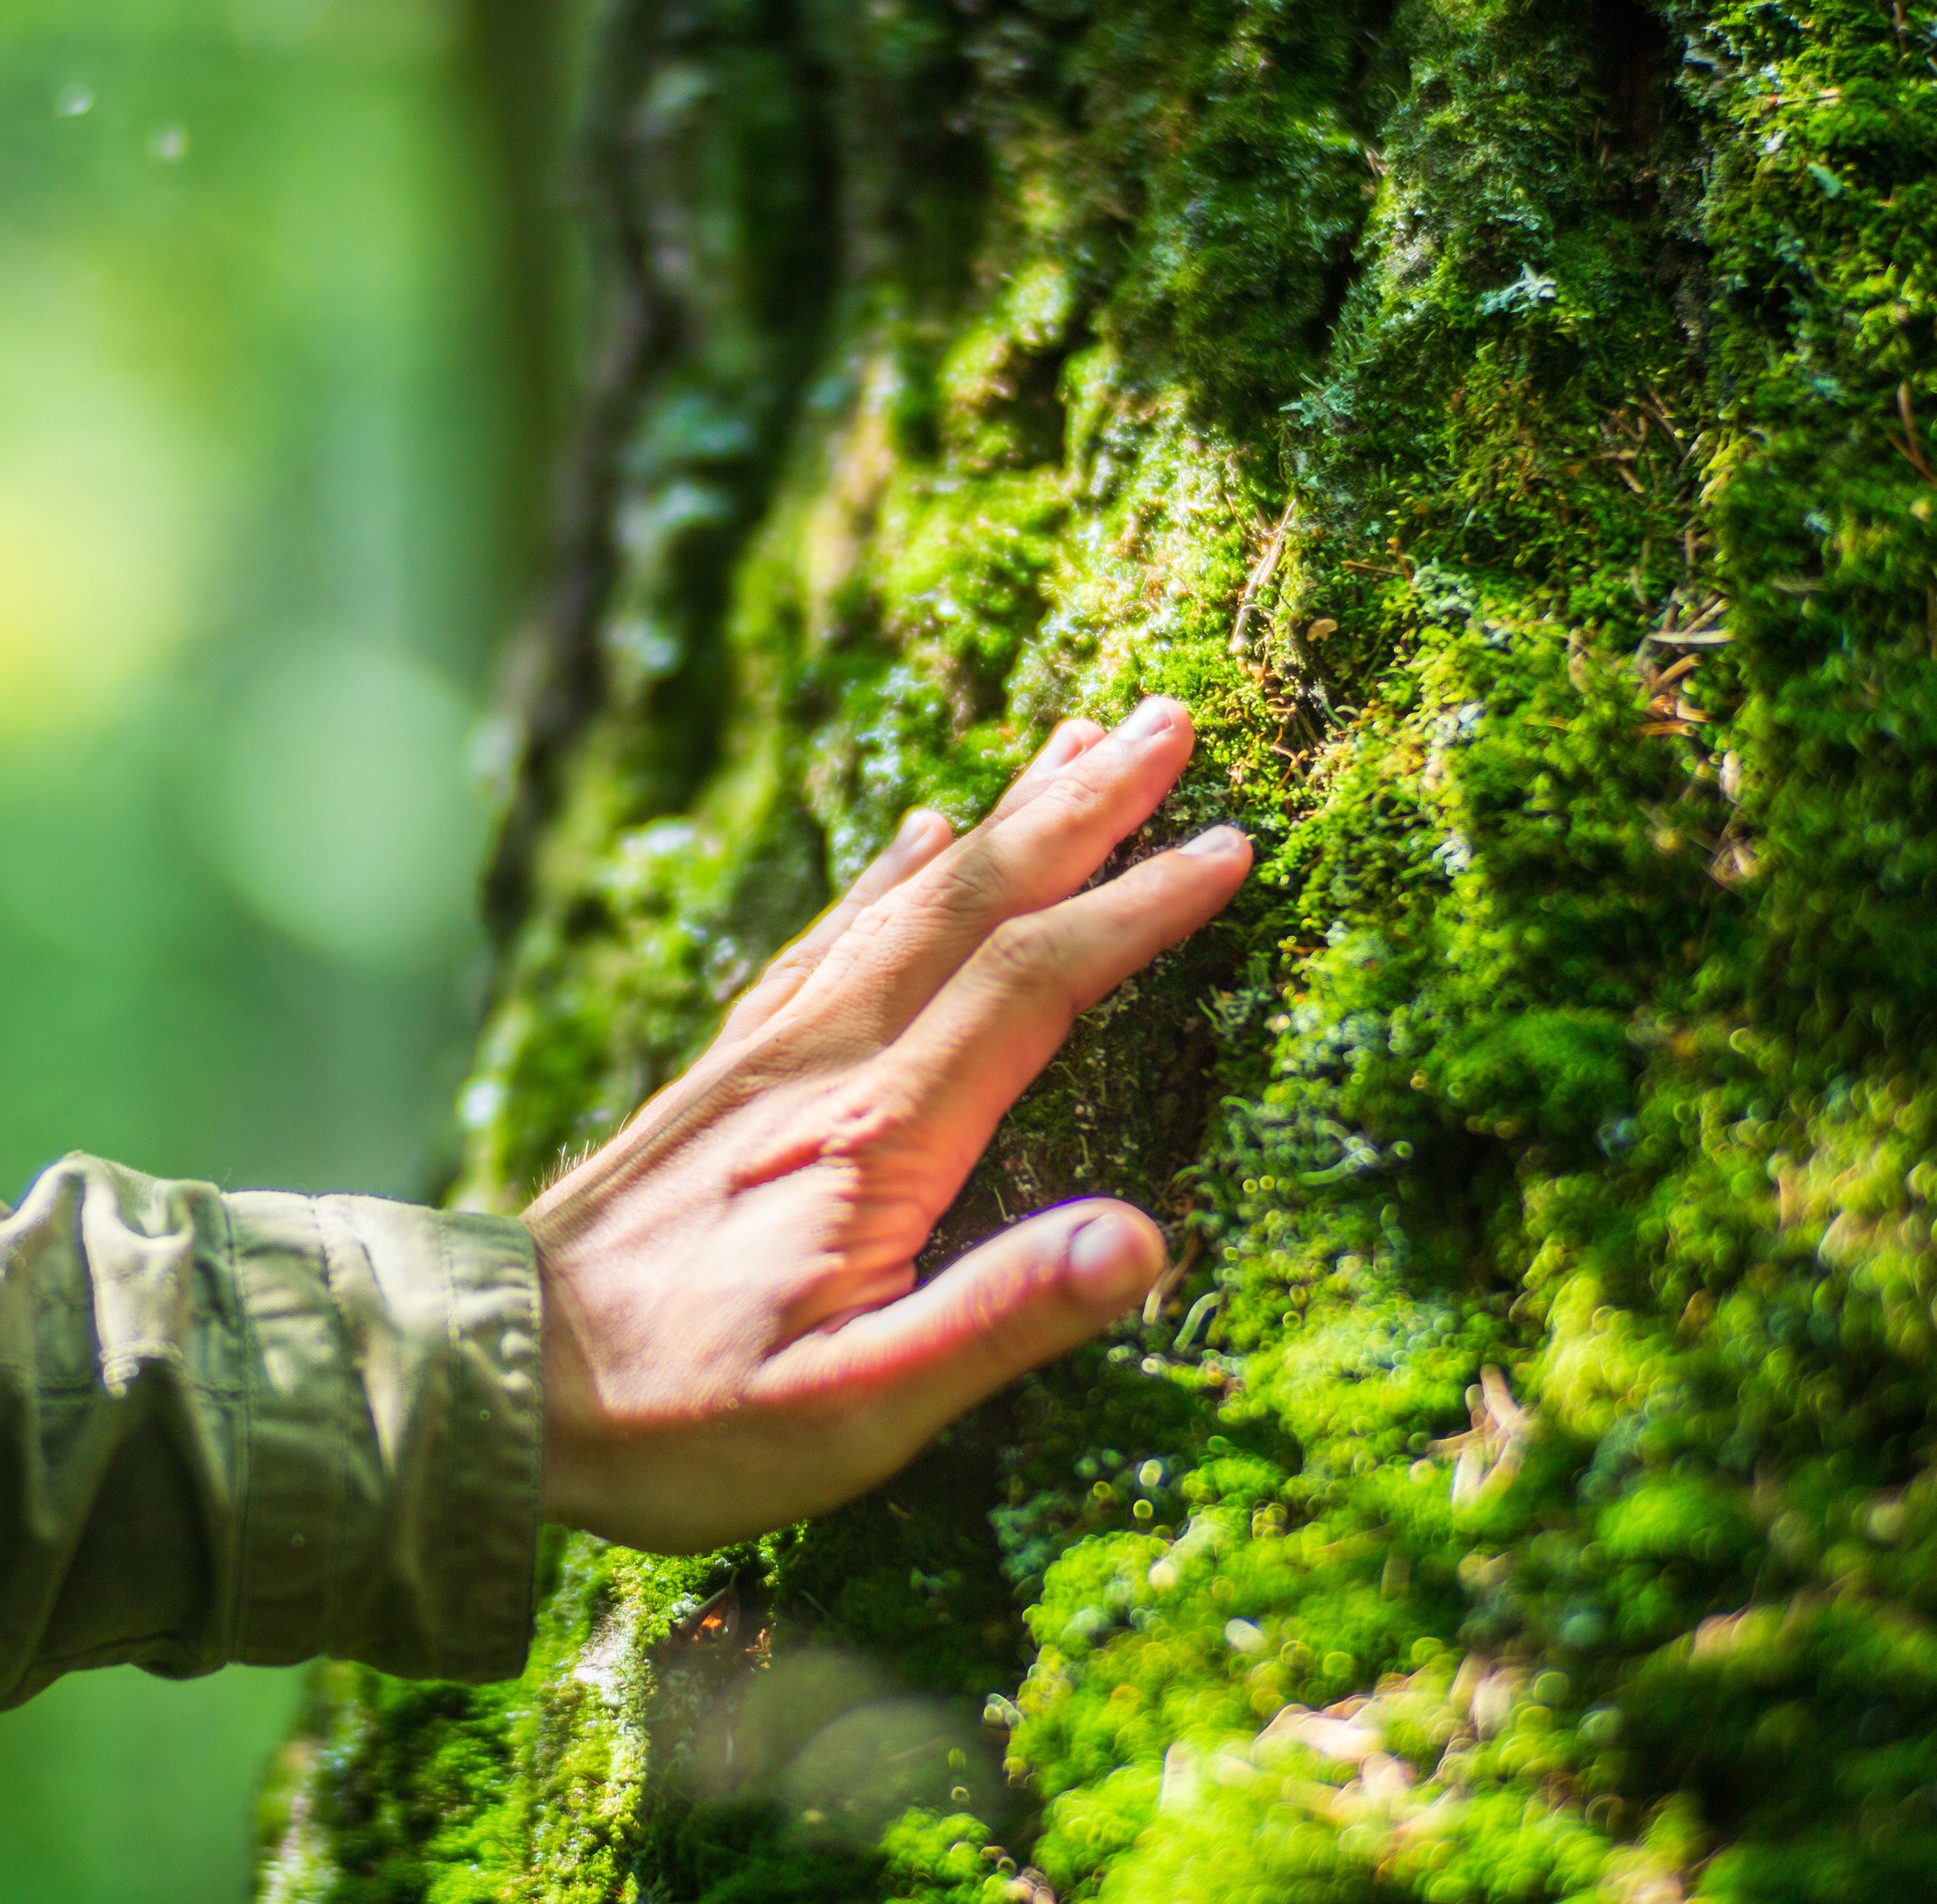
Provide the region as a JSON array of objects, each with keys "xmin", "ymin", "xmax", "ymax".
[{"xmin": 0, "ymin": 1155, "xmax": 544, "ymax": 1709}]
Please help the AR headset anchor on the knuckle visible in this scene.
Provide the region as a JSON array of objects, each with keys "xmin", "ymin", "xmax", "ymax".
[
  {"xmin": 929, "ymin": 846, "xmax": 1008, "ymax": 924},
  {"xmin": 1034, "ymin": 754, "xmax": 1115, "ymax": 828},
  {"xmin": 818, "ymin": 1079, "xmax": 907, "ymax": 1156},
  {"xmin": 850, "ymin": 891, "xmax": 902, "ymax": 941},
  {"xmin": 983, "ymin": 912, "xmax": 1068, "ymax": 988},
  {"xmin": 966, "ymin": 1277, "xmax": 1035, "ymax": 1368},
  {"xmin": 837, "ymin": 865, "xmax": 979, "ymax": 964},
  {"xmin": 757, "ymin": 946, "xmax": 812, "ymax": 987},
  {"xmin": 1034, "ymin": 762, "xmax": 1100, "ymax": 814},
  {"xmin": 965, "ymin": 1246, "xmax": 1073, "ymax": 1372}
]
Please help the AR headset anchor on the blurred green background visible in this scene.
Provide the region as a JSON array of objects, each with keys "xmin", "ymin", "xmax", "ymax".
[{"xmin": 0, "ymin": 1, "xmax": 568, "ymax": 1897}]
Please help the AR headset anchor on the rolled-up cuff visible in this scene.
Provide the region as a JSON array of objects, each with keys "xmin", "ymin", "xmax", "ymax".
[{"xmin": 228, "ymin": 1191, "xmax": 543, "ymax": 1682}]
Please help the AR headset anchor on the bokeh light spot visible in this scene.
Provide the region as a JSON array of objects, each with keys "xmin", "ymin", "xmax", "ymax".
[
  {"xmin": 0, "ymin": 263, "xmax": 214, "ymax": 737},
  {"xmin": 211, "ymin": 642, "xmax": 489, "ymax": 967}
]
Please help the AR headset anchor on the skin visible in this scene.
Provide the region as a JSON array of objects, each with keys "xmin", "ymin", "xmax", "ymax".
[{"xmin": 526, "ymin": 695, "xmax": 1251, "ymax": 1552}]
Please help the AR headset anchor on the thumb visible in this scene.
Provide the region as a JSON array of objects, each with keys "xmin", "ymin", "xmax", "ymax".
[{"xmin": 760, "ymin": 1199, "xmax": 1167, "ymax": 1448}]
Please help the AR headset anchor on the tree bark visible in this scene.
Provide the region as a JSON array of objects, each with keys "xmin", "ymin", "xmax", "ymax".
[{"xmin": 261, "ymin": 2, "xmax": 1937, "ymax": 1898}]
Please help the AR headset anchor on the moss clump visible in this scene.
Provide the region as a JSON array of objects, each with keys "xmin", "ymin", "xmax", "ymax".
[{"xmin": 260, "ymin": 2, "xmax": 1937, "ymax": 1899}]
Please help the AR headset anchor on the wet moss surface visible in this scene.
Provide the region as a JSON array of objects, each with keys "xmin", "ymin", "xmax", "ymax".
[{"xmin": 261, "ymin": 2, "xmax": 1937, "ymax": 1898}]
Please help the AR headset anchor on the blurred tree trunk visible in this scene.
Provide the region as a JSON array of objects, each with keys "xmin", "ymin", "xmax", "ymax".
[
  {"xmin": 263, "ymin": 5, "xmax": 1937, "ymax": 1900},
  {"xmin": 453, "ymin": 0, "xmax": 577, "ymax": 644}
]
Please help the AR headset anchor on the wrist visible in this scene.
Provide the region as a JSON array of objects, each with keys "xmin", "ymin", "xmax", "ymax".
[{"xmin": 526, "ymin": 1215, "xmax": 599, "ymax": 1530}]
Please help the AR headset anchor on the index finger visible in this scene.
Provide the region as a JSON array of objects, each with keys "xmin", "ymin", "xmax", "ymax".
[
  {"xmin": 717, "ymin": 716, "xmax": 1109, "ymax": 1050},
  {"xmin": 783, "ymin": 696, "xmax": 1196, "ymax": 1054}
]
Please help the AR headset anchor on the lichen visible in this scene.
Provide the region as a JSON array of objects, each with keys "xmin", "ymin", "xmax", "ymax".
[{"xmin": 260, "ymin": 2, "xmax": 1937, "ymax": 1899}]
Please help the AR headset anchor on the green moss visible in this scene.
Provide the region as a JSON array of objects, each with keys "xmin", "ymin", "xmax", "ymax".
[{"xmin": 261, "ymin": 1, "xmax": 1937, "ymax": 1899}]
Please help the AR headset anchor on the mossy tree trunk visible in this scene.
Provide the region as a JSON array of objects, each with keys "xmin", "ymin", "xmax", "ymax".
[{"xmin": 262, "ymin": 3, "xmax": 1937, "ymax": 1899}]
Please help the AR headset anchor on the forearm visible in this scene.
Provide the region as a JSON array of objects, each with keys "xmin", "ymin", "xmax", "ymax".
[{"xmin": 0, "ymin": 1155, "xmax": 543, "ymax": 1707}]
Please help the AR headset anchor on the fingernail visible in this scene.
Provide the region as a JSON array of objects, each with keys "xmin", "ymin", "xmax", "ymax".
[
  {"xmin": 1116, "ymin": 696, "xmax": 1175, "ymax": 745},
  {"xmin": 1067, "ymin": 1213, "xmax": 1161, "ymax": 1307},
  {"xmin": 893, "ymin": 807, "xmax": 937, "ymax": 849},
  {"xmin": 1179, "ymin": 824, "xmax": 1248, "ymax": 858}
]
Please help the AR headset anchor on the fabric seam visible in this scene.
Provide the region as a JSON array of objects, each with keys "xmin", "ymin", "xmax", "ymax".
[
  {"xmin": 219, "ymin": 1189, "xmax": 252, "ymax": 1663},
  {"xmin": 434, "ymin": 1209, "xmax": 460, "ymax": 1677},
  {"xmin": 308, "ymin": 1197, "xmax": 349, "ymax": 1660}
]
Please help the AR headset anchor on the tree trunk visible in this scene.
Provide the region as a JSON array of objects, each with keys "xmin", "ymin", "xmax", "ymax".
[{"xmin": 261, "ymin": 2, "xmax": 1937, "ymax": 1898}]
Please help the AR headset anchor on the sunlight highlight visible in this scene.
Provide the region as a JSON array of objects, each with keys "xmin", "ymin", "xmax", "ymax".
[{"xmin": 0, "ymin": 253, "xmax": 215, "ymax": 738}]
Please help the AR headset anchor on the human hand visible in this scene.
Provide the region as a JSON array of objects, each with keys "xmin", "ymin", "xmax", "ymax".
[{"xmin": 525, "ymin": 696, "xmax": 1250, "ymax": 1551}]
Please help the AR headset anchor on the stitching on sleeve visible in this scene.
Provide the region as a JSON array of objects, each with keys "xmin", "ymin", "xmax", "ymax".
[
  {"xmin": 221, "ymin": 1191, "xmax": 253, "ymax": 1662},
  {"xmin": 434, "ymin": 1212, "xmax": 461, "ymax": 1676},
  {"xmin": 309, "ymin": 1197, "xmax": 349, "ymax": 1659}
]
